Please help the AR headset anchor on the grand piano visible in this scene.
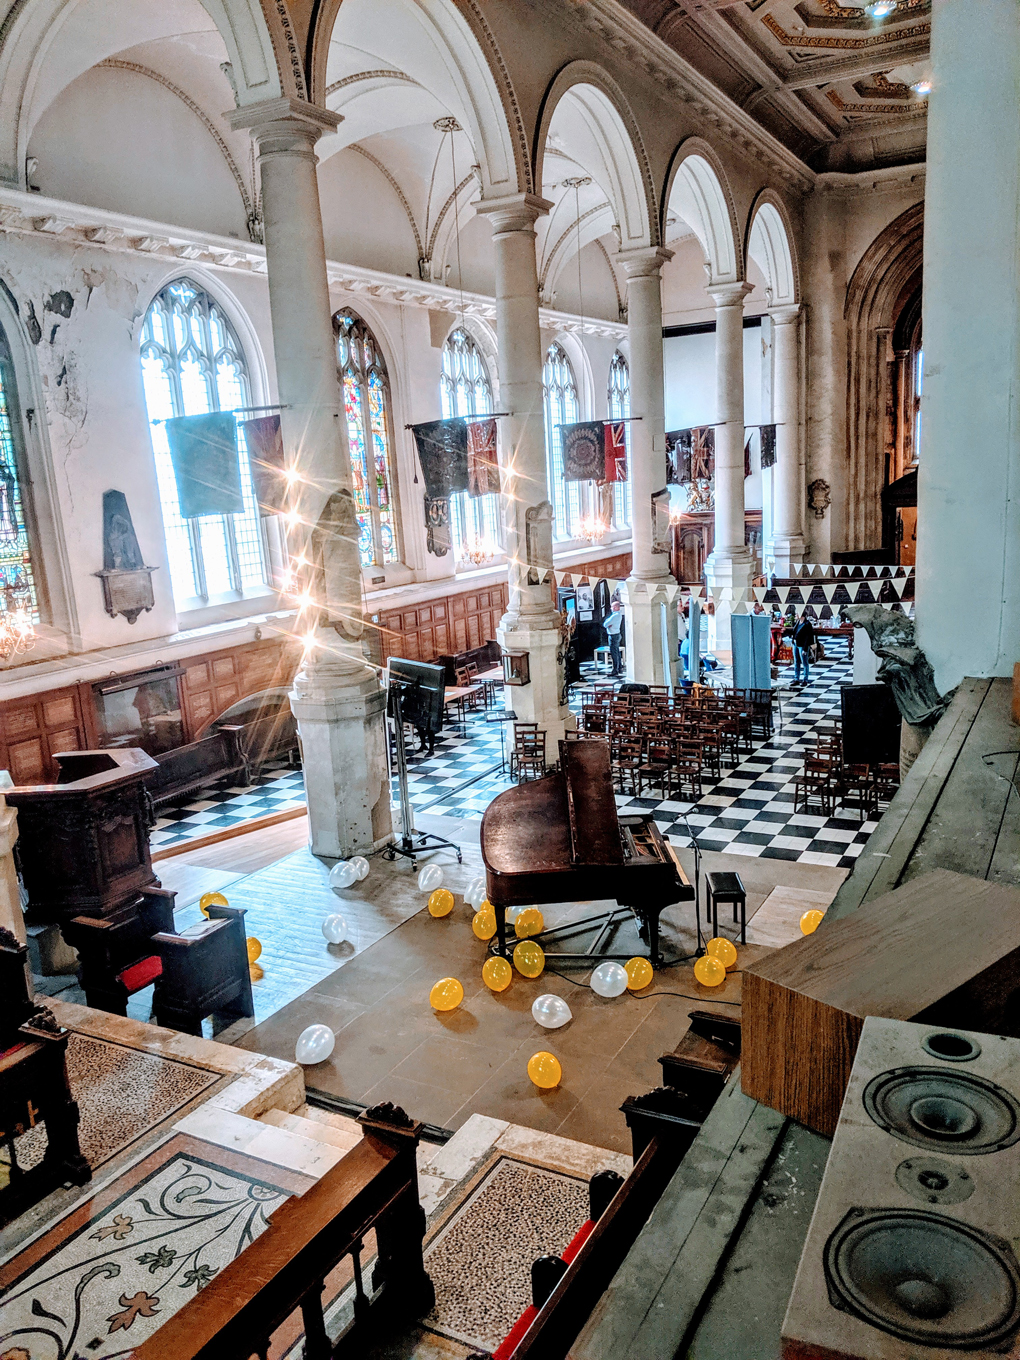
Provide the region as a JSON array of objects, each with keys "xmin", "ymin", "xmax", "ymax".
[{"xmin": 480, "ymin": 739, "xmax": 694, "ymax": 968}]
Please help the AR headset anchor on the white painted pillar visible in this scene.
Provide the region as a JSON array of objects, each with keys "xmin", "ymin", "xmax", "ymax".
[
  {"xmin": 770, "ymin": 304, "xmax": 806, "ymax": 573},
  {"xmin": 231, "ymin": 98, "xmax": 390, "ymax": 857},
  {"xmin": 619, "ymin": 247, "xmax": 677, "ymax": 687},
  {"xmin": 477, "ymin": 193, "xmax": 571, "ymax": 744},
  {"xmin": 916, "ymin": 0, "xmax": 1020, "ymax": 691},
  {"xmin": 705, "ymin": 281, "xmax": 754, "ymax": 649},
  {"xmin": 0, "ymin": 795, "xmax": 24, "ymax": 945}
]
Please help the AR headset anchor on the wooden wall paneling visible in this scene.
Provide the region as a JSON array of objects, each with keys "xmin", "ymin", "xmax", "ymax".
[
  {"xmin": 0, "ymin": 685, "xmax": 89, "ymax": 784},
  {"xmin": 372, "ymin": 582, "xmax": 509, "ymax": 667}
]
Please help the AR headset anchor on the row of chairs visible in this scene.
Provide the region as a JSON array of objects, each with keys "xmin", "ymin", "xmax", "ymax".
[{"xmin": 792, "ymin": 726, "xmax": 900, "ymax": 820}]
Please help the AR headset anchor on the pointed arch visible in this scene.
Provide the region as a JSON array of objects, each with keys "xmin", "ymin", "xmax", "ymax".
[
  {"xmin": 746, "ymin": 189, "xmax": 799, "ymax": 307},
  {"xmin": 663, "ymin": 138, "xmax": 741, "ymax": 285},
  {"xmin": 535, "ymin": 61, "xmax": 658, "ymax": 254}
]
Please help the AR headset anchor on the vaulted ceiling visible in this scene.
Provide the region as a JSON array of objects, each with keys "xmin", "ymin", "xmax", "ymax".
[{"xmin": 618, "ymin": 0, "xmax": 930, "ymax": 171}]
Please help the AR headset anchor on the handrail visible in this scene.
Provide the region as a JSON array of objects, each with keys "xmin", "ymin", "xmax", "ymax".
[{"xmin": 128, "ymin": 1103, "xmax": 433, "ymax": 1360}]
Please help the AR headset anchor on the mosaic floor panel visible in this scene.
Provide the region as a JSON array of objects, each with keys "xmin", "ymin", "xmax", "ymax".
[
  {"xmin": 0, "ymin": 1135, "xmax": 312, "ymax": 1359},
  {"xmin": 423, "ymin": 1157, "xmax": 588, "ymax": 1352}
]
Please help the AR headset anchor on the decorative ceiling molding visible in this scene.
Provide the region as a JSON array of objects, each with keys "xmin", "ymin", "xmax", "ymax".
[
  {"xmin": 762, "ymin": 13, "xmax": 930, "ymax": 52},
  {"xmin": 347, "ymin": 143, "xmax": 424, "ymax": 261},
  {"xmin": 324, "ymin": 69, "xmax": 418, "ymax": 98},
  {"xmin": 95, "ymin": 59, "xmax": 253, "ymax": 222},
  {"xmin": 593, "ymin": 237, "xmax": 625, "ymax": 320},
  {"xmin": 0, "ymin": 186, "xmax": 628, "ymax": 338},
  {"xmin": 539, "ymin": 201, "xmax": 614, "ymax": 292}
]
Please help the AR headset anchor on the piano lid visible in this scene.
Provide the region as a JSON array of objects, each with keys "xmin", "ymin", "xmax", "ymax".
[{"xmin": 480, "ymin": 739, "xmax": 624, "ymax": 882}]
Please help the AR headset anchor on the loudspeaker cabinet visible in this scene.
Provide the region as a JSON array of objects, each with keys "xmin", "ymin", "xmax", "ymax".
[{"xmin": 782, "ymin": 1017, "xmax": 1020, "ymax": 1359}]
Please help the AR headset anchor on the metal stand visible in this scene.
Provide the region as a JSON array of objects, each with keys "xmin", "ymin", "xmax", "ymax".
[
  {"xmin": 494, "ymin": 906, "xmax": 661, "ymax": 968},
  {"xmin": 682, "ymin": 811, "xmax": 705, "ymax": 958},
  {"xmin": 382, "ymin": 680, "xmax": 461, "ymax": 870}
]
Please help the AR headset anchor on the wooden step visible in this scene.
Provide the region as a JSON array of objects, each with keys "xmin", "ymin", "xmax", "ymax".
[{"xmin": 259, "ymin": 1107, "xmax": 362, "ymax": 1154}]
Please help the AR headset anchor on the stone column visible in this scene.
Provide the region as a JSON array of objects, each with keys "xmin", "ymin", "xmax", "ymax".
[
  {"xmin": 705, "ymin": 281, "xmax": 754, "ymax": 649},
  {"xmin": 477, "ymin": 193, "xmax": 571, "ymax": 745},
  {"xmin": 231, "ymin": 98, "xmax": 390, "ymax": 858},
  {"xmin": 916, "ymin": 0, "xmax": 1020, "ymax": 691},
  {"xmin": 619, "ymin": 247, "xmax": 677, "ymax": 687},
  {"xmin": 769, "ymin": 304, "xmax": 806, "ymax": 573}
]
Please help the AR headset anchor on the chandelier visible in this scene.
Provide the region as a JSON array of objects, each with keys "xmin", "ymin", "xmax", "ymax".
[
  {"xmin": 0, "ymin": 591, "xmax": 35, "ymax": 663},
  {"xmin": 577, "ymin": 513, "xmax": 608, "ymax": 545},
  {"xmin": 463, "ymin": 538, "xmax": 495, "ymax": 566}
]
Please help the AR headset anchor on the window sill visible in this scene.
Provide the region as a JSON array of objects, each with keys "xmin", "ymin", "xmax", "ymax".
[{"xmin": 174, "ymin": 585, "xmax": 283, "ymax": 630}]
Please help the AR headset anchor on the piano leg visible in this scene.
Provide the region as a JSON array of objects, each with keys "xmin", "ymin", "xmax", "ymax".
[
  {"xmin": 645, "ymin": 908, "xmax": 664, "ymax": 971},
  {"xmin": 494, "ymin": 904, "xmax": 510, "ymax": 960}
]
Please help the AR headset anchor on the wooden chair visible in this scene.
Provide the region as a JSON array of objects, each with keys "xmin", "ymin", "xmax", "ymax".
[
  {"xmin": 840, "ymin": 763, "xmax": 879, "ymax": 821},
  {"xmin": 514, "ymin": 726, "xmax": 547, "ymax": 782},
  {"xmin": 509, "ymin": 721, "xmax": 537, "ymax": 779},
  {"xmin": 613, "ymin": 738, "xmax": 645, "ymax": 796},
  {"xmin": 454, "ymin": 665, "xmax": 485, "ymax": 713},
  {"xmin": 794, "ymin": 757, "xmax": 837, "ymax": 816},
  {"xmin": 638, "ymin": 742, "xmax": 675, "ymax": 798},
  {"xmin": 874, "ymin": 761, "xmax": 901, "ymax": 803},
  {"xmin": 673, "ymin": 751, "xmax": 703, "ymax": 803}
]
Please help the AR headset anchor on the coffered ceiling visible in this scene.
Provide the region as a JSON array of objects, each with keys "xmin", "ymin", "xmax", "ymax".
[{"xmin": 618, "ymin": 0, "xmax": 930, "ymax": 171}]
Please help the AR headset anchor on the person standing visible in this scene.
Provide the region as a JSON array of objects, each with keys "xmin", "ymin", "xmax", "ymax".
[
  {"xmin": 603, "ymin": 600, "xmax": 624, "ymax": 678},
  {"xmin": 791, "ymin": 613, "xmax": 815, "ymax": 686}
]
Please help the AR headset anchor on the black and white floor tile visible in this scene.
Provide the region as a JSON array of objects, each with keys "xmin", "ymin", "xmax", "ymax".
[
  {"xmin": 149, "ymin": 764, "xmax": 307, "ymax": 850},
  {"xmin": 403, "ymin": 645, "xmax": 883, "ymax": 872}
]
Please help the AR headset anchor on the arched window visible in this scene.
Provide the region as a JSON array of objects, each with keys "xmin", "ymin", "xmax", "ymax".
[
  {"xmin": 440, "ymin": 328, "xmax": 500, "ymax": 559},
  {"xmin": 910, "ymin": 323, "xmax": 923, "ymax": 465},
  {"xmin": 544, "ymin": 342, "xmax": 581, "ymax": 540},
  {"xmin": 607, "ymin": 351, "xmax": 632, "ymax": 529},
  {"xmin": 140, "ymin": 280, "xmax": 267, "ymax": 605},
  {"xmin": 0, "ymin": 323, "xmax": 39, "ymax": 622},
  {"xmin": 335, "ymin": 309, "xmax": 398, "ymax": 568}
]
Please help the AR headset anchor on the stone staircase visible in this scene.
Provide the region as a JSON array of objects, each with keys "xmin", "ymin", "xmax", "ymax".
[{"xmin": 257, "ymin": 1102, "xmax": 363, "ymax": 1154}]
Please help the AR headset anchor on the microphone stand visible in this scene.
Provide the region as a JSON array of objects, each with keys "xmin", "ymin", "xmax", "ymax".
[{"xmin": 681, "ymin": 810, "xmax": 705, "ymax": 957}]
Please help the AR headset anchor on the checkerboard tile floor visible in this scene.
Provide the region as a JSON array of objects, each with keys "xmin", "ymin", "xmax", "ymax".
[
  {"xmin": 150, "ymin": 764, "xmax": 307, "ymax": 850},
  {"xmin": 404, "ymin": 645, "xmax": 884, "ymax": 871}
]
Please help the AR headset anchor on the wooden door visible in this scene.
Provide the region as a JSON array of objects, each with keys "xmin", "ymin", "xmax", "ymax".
[{"xmin": 897, "ymin": 506, "xmax": 917, "ymax": 565}]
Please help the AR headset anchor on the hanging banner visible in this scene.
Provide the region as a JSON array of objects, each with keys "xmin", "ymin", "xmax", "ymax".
[
  {"xmin": 603, "ymin": 422, "xmax": 628, "ymax": 483},
  {"xmin": 664, "ymin": 581, "xmax": 680, "ymax": 603},
  {"xmin": 688, "ymin": 585, "xmax": 703, "ymax": 599},
  {"xmin": 744, "ymin": 434, "xmax": 753, "ymax": 480},
  {"xmin": 775, "ymin": 585, "xmax": 791, "ymax": 604},
  {"xmin": 753, "ymin": 586, "xmax": 769, "ymax": 603},
  {"xmin": 560, "ymin": 421, "xmax": 605, "ymax": 481},
  {"xmin": 760, "ymin": 423, "xmax": 777, "ymax": 470},
  {"xmin": 665, "ymin": 426, "xmax": 715, "ymax": 483},
  {"xmin": 666, "ymin": 428, "xmax": 689, "ymax": 484},
  {"xmin": 821, "ymin": 583, "xmax": 839, "ymax": 603},
  {"xmin": 411, "ymin": 419, "xmax": 469, "ymax": 501},
  {"xmin": 165, "ymin": 412, "xmax": 243, "ymax": 518},
  {"xmin": 466, "ymin": 418, "xmax": 500, "ymax": 497},
  {"xmin": 242, "ymin": 414, "xmax": 287, "ymax": 515},
  {"xmin": 893, "ymin": 576, "xmax": 909, "ymax": 597},
  {"xmin": 651, "ymin": 486, "xmax": 671, "ymax": 555},
  {"xmin": 691, "ymin": 426, "xmax": 715, "ymax": 481}
]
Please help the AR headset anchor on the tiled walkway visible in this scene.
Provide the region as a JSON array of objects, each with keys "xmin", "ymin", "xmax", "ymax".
[{"xmin": 150, "ymin": 643, "xmax": 879, "ymax": 873}]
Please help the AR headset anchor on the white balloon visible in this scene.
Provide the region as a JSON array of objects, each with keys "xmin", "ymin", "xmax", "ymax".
[
  {"xmin": 590, "ymin": 961, "xmax": 628, "ymax": 998},
  {"xmin": 329, "ymin": 861, "xmax": 358, "ymax": 893},
  {"xmin": 505, "ymin": 904, "xmax": 522, "ymax": 924},
  {"xmin": 295, "ymin": 1023, "xmax": 336, "ymax": 1064},
  {"xmin": 350, "ymin": 855, "xmax": 370, "ymax": 882},
  {"xmin": 532, "ymin": 993, "xmax": 572, "ymax": 1029},
  {"xmin": 465, "ymin": 877, "xmax": 487, "ymax": 909},
  {"xmin": 417, "ymin": 864, "xmax": 443, "ymax": 892},
  {"xmin": 321, "ymin": 913, "xmax": 347, "ymax": 945}
]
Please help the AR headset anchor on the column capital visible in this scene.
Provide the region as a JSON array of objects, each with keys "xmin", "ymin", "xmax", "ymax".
[
  {"xmin": 617, "ymin": 245, "xmax": 674, "ymax": 279},
  {"xmin": 228, "ymin": 97, "xmax": 342, "ymax": 147},
  {"xmin": 707, "ymin": 280, "xmax": 755, "ymax": 308},
  {"xmin": 476, "ymin": 192, "xmax": 554, "ymax": 235},
  {"xmin": 769, "ymin": 303, "xmax": 802, "ymax": 326}
]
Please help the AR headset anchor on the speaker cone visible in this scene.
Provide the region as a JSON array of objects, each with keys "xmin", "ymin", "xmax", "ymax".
[
  {"xmin": 863, "ymin": 1066, "xmax": 1020, "ymax": 1154},
  {"xmin": 824, "ymin": 1208, "xmax": 1020, "ymax": 1348}
]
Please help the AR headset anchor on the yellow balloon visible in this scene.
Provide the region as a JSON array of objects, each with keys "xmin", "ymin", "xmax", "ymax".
[
  {"xmin": 249, "ymin": 963, "xmax": 264, "ymax": 982},
  {"xmin": 428, "ymin": 888, "xmax": 456, "ymax": 918},
  {"xmin": 472, "ymin": 910, "xmax": 497, "ymax": 941},
  {"xmin": 625, "ymin": 957, "xmax": 654, "ymax": 991},
  {"xmin": 800, "ymin": 909, "xmax": 824, "ymax": 935},
  {"xmin": 480, "ymin": 899, "xmax": 494, "ymax": 914},
  {"xmin": 246, "ymin": 936, "xmax": 262, "ymax": 964},
  {"xmin": 513, "ymin": 940, "xmax": 546, "ymax": 979},
  {"xmin": 514, "ymin": 907, "xmax": 545, "ymax": 939},
  {"xmin": 429, "ymin": 976, "xmax": 464, "ymax": 1011},
  {"xmin": 527, "ymin": 1051, "xmax": 562, "ymax": 1090},
  {"xmin": 482, "ymin": 956, "xmax": 512, "ymax": 992},
  {"xmin": 694, "ymin": 954, "xmax": 727, "ymax": 988},
  {"xmin": 199, "ymin": 891, "xmax": 229, "ymax": 919},
  {"xmin": 706, "ymin": 937, "xmax": 738, "ymax": 970}
]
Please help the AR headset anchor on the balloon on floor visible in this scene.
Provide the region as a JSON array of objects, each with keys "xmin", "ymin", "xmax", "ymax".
[
  {"xmin": 321, "ymin": 913, "xmax": 347, "ymax": 944},
  {"xmin": 418, "ymin": 864, "xmax": 443, "ymax": 892},
  {"xmin": 532, "ymin": 994, "xmax": 572, "ymax": 1029},
  {"xmin": 527, "ymin": 1051, "xmax": 562, "ymax": 1089},
  {"xmin": 295, "ymin": 1024, "xmax": 335, "ymax": 1064},
  {"xmin": 429, "ymin": 976, "xmax": 464, "ymax": 1011},
  {"xmin": 590, "ymin": 961, "xmax": 628, "ymax": 998}
]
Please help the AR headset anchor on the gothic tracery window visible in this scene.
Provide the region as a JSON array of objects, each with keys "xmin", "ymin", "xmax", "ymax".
[
  {"xmin": 140, "ymin": 279, "xmax": 267, "ymax": 604},
  {"xmin": 544, "ymin": 342, "xmax": 581, "ymax": 540},
  {"xmin": 0, "ymin": 324, "xmax": 39, "ymax": 621},
  {"xmin": 440, "ymin": 328, "xmax": 501, "ymax": 559},
  {"xmin": 335, "ymin": 309, "xmax": 398, "ymax": 569},
  {"xmin": 607, "ymin": 350, "xmax": 632, "ymax": 529}
]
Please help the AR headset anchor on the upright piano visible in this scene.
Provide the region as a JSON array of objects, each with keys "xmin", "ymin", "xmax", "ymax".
[{"xmin": 480, "ymin": 739, "xmax": 694, "ymax": 967}]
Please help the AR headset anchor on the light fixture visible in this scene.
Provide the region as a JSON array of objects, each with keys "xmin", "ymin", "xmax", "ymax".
[
  {"xmin": 0, "ymin": 600, "xmax": 35, "ymax": 663},
  {"xmin": 866, "ymin": 0, "xmax": 897, "ymax": 15},
  {"xmin": 911, "ymin": 78, "xmax": 932, "ymax": 96},
  {"xmin": 462, "ymin": 538, "xmax": 495, "ymax": 567},
  {"xmin": 577, "ymin": 513, "xmax": 609, "ymax": 545}
]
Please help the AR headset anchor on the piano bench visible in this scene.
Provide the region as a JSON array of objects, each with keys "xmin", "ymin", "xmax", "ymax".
[{"xmin": 705, "ymin": 871, "xmax": 747, "ymax": 945}]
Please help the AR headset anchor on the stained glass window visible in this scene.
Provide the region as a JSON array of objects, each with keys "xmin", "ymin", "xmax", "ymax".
[
  {"xmin": 440, "ymin": 328, "xmax": 501, "ymax": 560},
  {"xmin": 911, "ymin": 329, "xmax": 923, "ymax": 465},
  {"xmin": 607, "ymin": 351, "xmax": 632, "ymax": 529},
  {"xmin": 335, "ymin": 310, "xmax": 398, "ymax": 568},
  {"xmin": 140, "ymin": 279, "xmax": 267, "ymax": 604},
  {"xmin": 544, "ymin": 343, "xmax": 581, "ymax": 540},
  {"xmin": 0, "ymin": 326, "xmax": 38, "ymax": 622}
]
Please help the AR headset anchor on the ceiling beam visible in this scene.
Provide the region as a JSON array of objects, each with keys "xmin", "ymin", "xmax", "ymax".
[{"xmin": 781, "ymin": 37, "xmax": 931, "ymax": 90}]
